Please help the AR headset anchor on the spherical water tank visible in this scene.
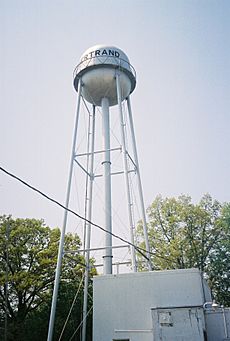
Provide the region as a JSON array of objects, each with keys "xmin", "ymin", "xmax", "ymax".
[{"xmin": 73, "ymin": 45, "xmax": 136, "ymax": 106}]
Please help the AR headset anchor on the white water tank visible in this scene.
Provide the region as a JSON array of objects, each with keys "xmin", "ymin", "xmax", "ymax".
[{"xmin": 73, "ymin": 45, "xmax": 136, "ymax": 106}]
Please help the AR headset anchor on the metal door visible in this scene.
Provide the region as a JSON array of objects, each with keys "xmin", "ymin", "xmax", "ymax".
[{"xmin": 151, "ymin": 307, "xmax": 205, "ymax": 341}]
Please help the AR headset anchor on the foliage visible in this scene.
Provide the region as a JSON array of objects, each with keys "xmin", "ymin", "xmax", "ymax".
[
  {"xmin": 24, "ymin": 278, "xmax": 94, "ymax": 341},
  {"xmin": 0, "ymin": 216, "xmax": 95, "ymax": 340},
  {"xmin": 136, "ymin": 194, "xmax": 230, "ymax": 306},
  {"xmin": 206, "ymin": 204, "xmax": 230, "ymax": 306}
]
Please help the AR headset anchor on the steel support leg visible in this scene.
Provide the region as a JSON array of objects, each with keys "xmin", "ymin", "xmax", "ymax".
[
  {"xmin": 47, "ymin": 81, "xmax": 82, "ymax": 341},
  {"xmin": 116, "ymin": 73, "xmax": 137, "ymax": 272},
  {"xmin": 82, "ymin": 106, "xmax": 96, "ymax": 341},
  {"xmin": 127, "ymin": 96, "xmax": 152, "ymax": 271}
]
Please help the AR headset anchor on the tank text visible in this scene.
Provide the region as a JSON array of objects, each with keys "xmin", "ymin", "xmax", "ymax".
[{"xmin": 81, "ymin": 49, "xmax": 120, "ymax": 62}]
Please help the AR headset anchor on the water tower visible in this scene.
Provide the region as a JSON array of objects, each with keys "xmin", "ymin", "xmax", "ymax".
[{"xmin": 48, "ymin": 45, "xmax": 152, "ymax": 341}]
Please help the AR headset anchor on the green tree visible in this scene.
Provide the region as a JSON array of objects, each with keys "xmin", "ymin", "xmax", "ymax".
[
  {"xmin": 0, "ymin": 216, "xmax": 94, "ymax": 340},
  {"xmin": 206, "ymin": 204, "xmax": 230, "ymax": 306},
  {"xmin": 24, "ymin": 276, "xmax": 94, "ymax": 341},
  {"xmin": 136, "ymin": 194, "xmax": 230, "ymax": 306}
]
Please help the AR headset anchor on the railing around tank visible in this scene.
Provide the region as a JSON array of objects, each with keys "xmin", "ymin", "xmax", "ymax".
[{"xmin": 73, "ymin": 55, "xmax": 136, "ymax": 81}]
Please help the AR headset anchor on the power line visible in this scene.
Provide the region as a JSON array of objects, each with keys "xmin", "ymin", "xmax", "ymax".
[{"xmin": 0, "ymin": 165, "xmax": 151, "ymax": 261}]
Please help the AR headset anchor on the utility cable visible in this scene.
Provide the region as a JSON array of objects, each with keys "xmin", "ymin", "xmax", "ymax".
[
  {"xmin": 0, "ymin": 165, "xmax": 150, "ymax": 261},
  {"xmin": 0, "ymin": 165, "xmax": 174, "ymax": 263}
]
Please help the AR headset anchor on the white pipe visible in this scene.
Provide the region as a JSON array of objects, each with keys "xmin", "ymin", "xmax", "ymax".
[
  {"xmin": 101, "ymin": 97, "xmax": 113, "ymax": 275},
  {"xmin": 47, "ymin": 80, "xmax": 82, "ymax": 341},
  {"xmin": 116, "ymin": 73, "xmax": 137, "ymax": 272}
]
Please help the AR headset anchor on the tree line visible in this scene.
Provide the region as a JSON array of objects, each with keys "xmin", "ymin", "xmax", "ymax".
[
  {"xmin": 0, "ymin": 193, "xmax": 229, "ymax": 340},
  {"xmin": 0, "ymin": 217, "xmax": 95, "ymax": 341},
  {"xmin": 137, "ymin": 193, "xmax": 230, "ymax": 306}
]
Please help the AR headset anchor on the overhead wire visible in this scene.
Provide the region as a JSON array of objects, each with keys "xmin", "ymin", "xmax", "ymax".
[
  {"xmin": 0, "ymin": 165, "xmax": 150, "ymax": 261},
  {"xmin": 0, "ymin": 162, "xmax": 176, "ymax": 261},
  {"xmin": 0, "ymin": 165, "xmax": 175, "ymax": 263}
]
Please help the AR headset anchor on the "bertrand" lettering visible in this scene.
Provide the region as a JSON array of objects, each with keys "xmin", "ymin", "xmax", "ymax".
[{"xmin": 81, "ymin": 49, "xmax": 120, "ymax": 62}]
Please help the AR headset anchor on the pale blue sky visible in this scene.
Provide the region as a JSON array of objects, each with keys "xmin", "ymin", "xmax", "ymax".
[{"xmin": 1, "ymin": 0, "xmax": 230, "ymax": 240}]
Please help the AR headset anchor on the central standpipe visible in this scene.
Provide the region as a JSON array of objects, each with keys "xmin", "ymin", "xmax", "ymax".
[{"xmin": 101, "ymin": 97, "xmax": 113, "ymax": 274}]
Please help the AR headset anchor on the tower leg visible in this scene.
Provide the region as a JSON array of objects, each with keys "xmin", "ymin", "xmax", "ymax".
[
  {"xmin": 82, "ymin": 105, "xmax": 96, "ymax": 341},
  {"xmin": 101, "ymin": 97, "xmax": 113, "ymax": 275},
  {"xmin": 127, "ymin": 96, "xmax": 152, "ymax": 271},
  {"xmin": 116, "ymin": 72, "xmax": 137, "ymax": 272},
  {"xmin": 47, "ymin": 80, "xmax": 83, "ymax": 341}
]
